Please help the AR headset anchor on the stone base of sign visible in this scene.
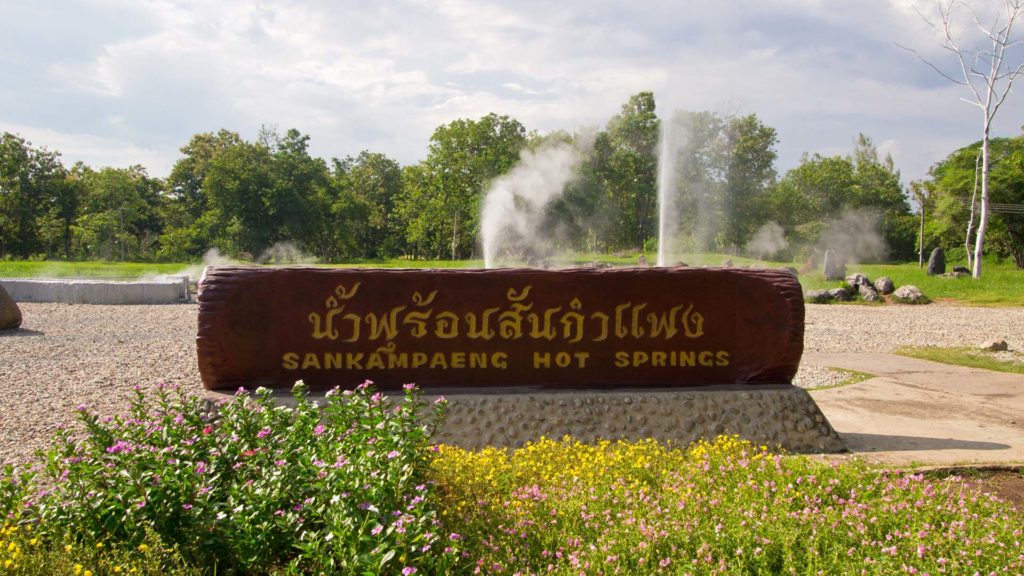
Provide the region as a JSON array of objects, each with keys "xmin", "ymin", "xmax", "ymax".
[{"xmin": 204, "ymin": 385, "xmax": 845, "ymax": 454}]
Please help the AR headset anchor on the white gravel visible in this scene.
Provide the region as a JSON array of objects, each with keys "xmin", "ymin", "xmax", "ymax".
[{"xmin": 1, "ymin": 302, "xmax": 1022, "ymax": 465}]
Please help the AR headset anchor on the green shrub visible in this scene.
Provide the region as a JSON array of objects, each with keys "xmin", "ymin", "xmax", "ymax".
[{"xmin": 13, "ymin": 381, "xmax": 455, "ymax": 575}]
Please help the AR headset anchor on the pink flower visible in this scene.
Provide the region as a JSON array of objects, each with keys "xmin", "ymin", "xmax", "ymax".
[
  {"xmin": 257, "ymin": 427, "xmax": 271, "ymax": 439},
  {"xmin": 313, "ymin": 424, "xmax": 326, "ymax": 436},
  {"xmin": 403, "ymin": 383, "xmax": 416, "ymax": 391},
  {"xmin": 387, "ymin": 450, "xmax": 401, "ymax": 459},
  {"xmin": 401, "ymin": 568, "xmax": 417, "ymax": 575}
]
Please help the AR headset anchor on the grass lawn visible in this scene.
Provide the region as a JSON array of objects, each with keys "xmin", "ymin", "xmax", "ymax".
[
  {"xmin": 3, "ymin": 254, "xmax": 1021, "ymax": 306},
  {"xmin": 896, "ymin": 345, "xmax": 1024, "ymax": 374}
]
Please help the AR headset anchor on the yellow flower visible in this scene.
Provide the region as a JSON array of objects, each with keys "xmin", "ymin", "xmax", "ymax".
[
  {"xmin": 114, "ymin": 566, "xmax": 122, "ymax": 573},
  {"xmin": 74, "ymin": 564, "xmax": 83, "ymax": 575},
  {"xmin": 96, "ymin": 542, "xmax": 104, "ymax": 549},
  {"xmin": 85, "ymin": 571, "xmax": 93, "ymax": 576},
  {"xmin": 65, "ymin": 543, "xmax": 73, "ymax": 552},
  {"xmin": 137, "ymin": 543, "xmax": 150, "ymax": 553}
]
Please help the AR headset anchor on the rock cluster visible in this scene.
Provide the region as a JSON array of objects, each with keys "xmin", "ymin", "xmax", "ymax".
[
  {"xmin": 804, "ymin": 272, "xmax": 924, "ymax": 305},
  {"xmin": 0, "ymin": 285, "xmax": 21, "ymax": 330}
]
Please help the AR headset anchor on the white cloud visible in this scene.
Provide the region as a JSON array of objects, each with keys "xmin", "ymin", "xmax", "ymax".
[{"xmin": 1, "ymin": 0, "xmax": 1022, "ymax": 185}]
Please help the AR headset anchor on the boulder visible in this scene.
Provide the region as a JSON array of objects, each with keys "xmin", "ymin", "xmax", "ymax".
[
  {"xmin": 981, "ymin": 339, "xmax": 1009, "ymax": 352},
  {"xmin": 857, "ymin": 283, "xmax": 879, "ymax": 302},
  {"xmin": 823, "ymin": 250, "xmax": 845, "ymax": 281},
  {"xmin": 845, "ymin": 273, "xmax": 870, "ymax": 290},
  {"xmin": 804, "ymin": 289, "xmax": 832, "ymax": 303},
  {"xmin": 0, "ymin": 285, "xmax": 22, "ymax": 330},
  {"xmin": 873, "ymin": 276, "xmax": 895, "ymax": 295},
  {"xmin": 927, "ymin": 247, "xmax": 945, "ymax": 276},
  {"xmin": 951, "ymin": 265, "xmax": 970, "ymax": 277},
  {"xmin": 827, "ymin": 287, "xmax": 852, "ymax": 302},
  {"xmin": 782, "ymin": 266, "xmax": 799, "ymax": 277},
  {"xmin": 892, "ymin": 285, "xmax": 928, "ymax": 304}
]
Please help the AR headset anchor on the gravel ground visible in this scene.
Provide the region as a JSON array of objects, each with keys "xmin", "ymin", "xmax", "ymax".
[{"xmin": 1, "ymin": 302, "xmax": 1022, "ymax": 465}]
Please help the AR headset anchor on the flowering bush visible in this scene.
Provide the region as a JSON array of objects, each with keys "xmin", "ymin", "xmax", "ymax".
[
  {"xmin": 430, "ymin": 435, "xmax": 1024, "ymax": 575},
  {"xmin": 11, "ymin": 380, "xmax": 455, "ymax": 575}
]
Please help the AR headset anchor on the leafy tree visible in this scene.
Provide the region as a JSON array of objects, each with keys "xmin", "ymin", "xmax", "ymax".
[
  {"xmin": 927, "ymin": 134, "xmax": 1024, "ymax": 268},
  {"xmin": 717, "ymin": 114, "xmax": 778, "ymax": 250},
  {"xmin": 605, "ymin": 92, "xmax": 659, "ymax": 250},
  {"xmin": 76, "ymin": 166, "xmax": 163, "ymax": 261},
  {"xmin": 0, "ymin": 132, "xmax": 69, "ymax": 258},
  {"xmin": 403, "ymin": 113, "xmax": 527, "ymax": 259},
  {"xmin": 333, "ymin": 151, "xmax": 405, "ymax": 258}
]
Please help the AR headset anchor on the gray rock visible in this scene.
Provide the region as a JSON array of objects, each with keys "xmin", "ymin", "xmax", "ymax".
[
  {"xmin": 981, "ymin": 339, "xmax": 1009, "ymax": 352},
  {"xmin": 857, "ymin": 283, "xmax": 879, "ymax": 302},
  {"xmin": 892, "ymin": 285, "xmax": 928, "ymax": 304},
  {"xmin": 0, "ymin": 285, "xmax": 21, "ymax": 330},
  {"xmin": 846, "ymin": 273, "xmax": 870, "ymax": 290},
  {"xmin": 804, "ymin": 289, "xmax": 832, "ymax": 303},
  {"xmin": 782, "ymin": 266, "xmax": 799, "ymax": 277},
  {"xmin": 823, "ymin": 250, "xmax": 845, "ymax": 281},
  {"xmin": 828, "ymin": 287, "xmax": 852, "ymax": 302},
  {"xmin": 873, "ymin": 276, "xmax": 895, "ymax": 295},
  {"xmin": 951, "ymin": 265, "xmax": 970, "ymax": 277},
  {"xmin": 927, "ymin": 247, "xmax": 945, "ymax": 276}
]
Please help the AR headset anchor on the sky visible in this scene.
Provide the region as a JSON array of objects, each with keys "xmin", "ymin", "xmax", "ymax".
[{"xmin": 2, "ymin": 0, "xmax": 1022, "ymax": 186}]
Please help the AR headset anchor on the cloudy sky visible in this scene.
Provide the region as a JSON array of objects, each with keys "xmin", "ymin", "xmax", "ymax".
[{"xmin": 2, "ymin": 0, "xmax": 1022, "ymax": 185}]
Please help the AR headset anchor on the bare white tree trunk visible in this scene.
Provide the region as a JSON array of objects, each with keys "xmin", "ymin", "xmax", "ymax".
[
  {"xmin": 964, "ymin": 149, "xmax": 981, "ymax": 270},
  {"xmin": 972, "ymin": 122, "xmax": 991, "ymax": 278}
]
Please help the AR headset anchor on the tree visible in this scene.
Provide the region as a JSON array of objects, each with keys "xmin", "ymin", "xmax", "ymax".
[
  {"xmin": 405, "ymin": 113, "xmax": 527, "ymax": 260},
  {"xmin": 605, "ymin": 92, "xmax": 660, "ymax": 250},
  {"xmin": 77, "ymin": 166, "xmax": 162, "ymax": 261},
  {"xmin": 717, "ymin": 114, "xmax": 778, "ymax": 251},
  {"xmin": 927, "ymin": 134, "xmax": 1024, "ymax": 268},
  {"xmin": 333, "ymin": 151, "xmax": 405, "ymax": 258},
  {"xmin": 0, "ymin": 132, "xmax": 68, "ymax": 258},
  {"xmin": 903, "ymin": 0, "xmax": 1024, "ymax": 277}
]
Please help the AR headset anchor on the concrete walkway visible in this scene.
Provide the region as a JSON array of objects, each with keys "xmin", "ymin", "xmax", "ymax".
[{"xmin": 805, "ymin": 352, "xmax": 1024, "ymax": 466}]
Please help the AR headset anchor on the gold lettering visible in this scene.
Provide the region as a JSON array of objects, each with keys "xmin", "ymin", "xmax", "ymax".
[
  {"xmin": 402, "ymin": 310, "xmax": 431, "ymax": 338},
  {"xmin": 560, "ymin": 298, "xmax": 585, "ymax": 344},
  {"xmin": 614, "ymin": 303, "xmax": 631, "ymax": 338},
  {"xmin": 492, "ymin": 352, "xmax": 508, "ymax": 369},
  {"xmin": 681, "ymin": 304, "xmax": 704, "ymax": 338},
  {"xmin": 450, "ymin": 352, "xmax": 466, "ymax": 368},
  {"xmin": 429, "ymin": 352, "xmax": 449, "ymax": 369},
  {"xmin": 465, "ymin": 308, "xmax": 499, "ymax": 340},
  {"xmin": 647, "ymin": 304, "xmax": 686, "ymax": 339},
  {"xmin": 614, "ymin": 351, "xmax": 629, "ymax": 368},
  {"xmin": 324, "ymin": 353, "xmax": 344, "ymax": 369},
  {"xmin": 469, "ymin": 352, "xmax": 488, "ymax": 368},
  {"xmin": 633, "ymin": 351, "xmax": 649, "ymax": 367},
  {"xmin": 677, "ymin": 350, "xmax": 696, "ymax": 367},
  {"xmin": 301, "ymin": 353, "xmax": 321, "ymax": 370},
  {"xmin": 527, "ymin": 306, "xmax": 561, "ymax": 340},
  {"xmin": 347, "ymin": 353, "xmax": 364, "ymax": 369},
  {"xmin": 555, "ymin": 352, "xmax": 572, "ymax": 368},
  {"xmin": 631, "ymin": 303, "xmax": 647, "ymax": 338},
  {"xmin": 652, "ymin": 351, "xmax": 667, "ymax": 367},
  {"xmin": 590, "ymin": 311, "xmax": 609, "ymax": 342},
  {"xmin": 342, "ymin": 313, "xmax": 361, "ymax": 343},
  {"xmin": 366, "ymin": 353, "xmax": 385, "ymax": 370},
  {"xmin": 389, "ymin": 353, "xmax": 409, "ymax": 369},
  {"xmin": 412, "ymin": 352, "xmax": 429, "ymax": 368},
  {"xmin": 534, "ymin": 352, "xmax": 551, "ymax": 369},
  {"xmin": 716, "ymin": 350, "xmax": 730, "ymax": 367},
  {"xmin": 574, "ymin": 351, "xmax": 590, "ymax": 368},
  {"xmin": 434, "ymin": 311, "xmax": 460, "ymax": 339},
  {"xmin": 699, "ymin": 351, "xmax": 715, "ymax": 367},
  {"xmin": 282, "ymin": 352, "xmax": 299, "ymax": 369},
  {"xmin": 365, "ymin": 306, "xmax": 406, "ymax": 341}
]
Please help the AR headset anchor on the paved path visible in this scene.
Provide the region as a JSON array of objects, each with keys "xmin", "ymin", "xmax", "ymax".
[{"xmin": 805, "ymin": 352, "xmax": 1024, "ymax": 466}]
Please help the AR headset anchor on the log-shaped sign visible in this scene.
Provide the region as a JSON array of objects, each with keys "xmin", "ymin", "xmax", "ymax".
[{"xmin": 196, "ymin": 266, "xmax": 804, "ymax": 391}]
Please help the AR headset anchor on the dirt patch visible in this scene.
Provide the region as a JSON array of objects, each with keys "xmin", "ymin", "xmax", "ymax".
[{"xmin": 976, "ymin": 472, "xmax": 1024, "ymax": 506}]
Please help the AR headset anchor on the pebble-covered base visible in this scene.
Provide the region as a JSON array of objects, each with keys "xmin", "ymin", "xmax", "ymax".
[
  {"xmin": 423, "ymin": 386, "xmax": 846, "ymax": 454},
  {"xmin": 206, "ymin": 386, "xmax": 847, "ymax": 455}
]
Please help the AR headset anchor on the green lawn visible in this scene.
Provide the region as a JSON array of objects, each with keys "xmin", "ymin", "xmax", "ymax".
[{"xmin": 3, "ymin": 255, "xmax": 1021, "ymax": 305}]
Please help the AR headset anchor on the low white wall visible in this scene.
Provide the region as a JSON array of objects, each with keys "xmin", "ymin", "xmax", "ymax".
[{"xmin": 0, "ymin": 277, "xmax": 190, "ymax": 304}]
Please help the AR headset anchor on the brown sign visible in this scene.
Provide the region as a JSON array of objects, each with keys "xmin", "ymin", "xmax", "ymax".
[{"xmin": 196, "ymin": 266, "xmax": 804, "ymax": 391}]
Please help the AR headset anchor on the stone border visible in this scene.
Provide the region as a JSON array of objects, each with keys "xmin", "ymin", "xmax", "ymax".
[
  {"xmin": 206, "ymin": 385, "xmax": 845, "ymax": 454},
  {"xmin": 0, "ymin": 277, "xmax": 190, "ymax": 305}
]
